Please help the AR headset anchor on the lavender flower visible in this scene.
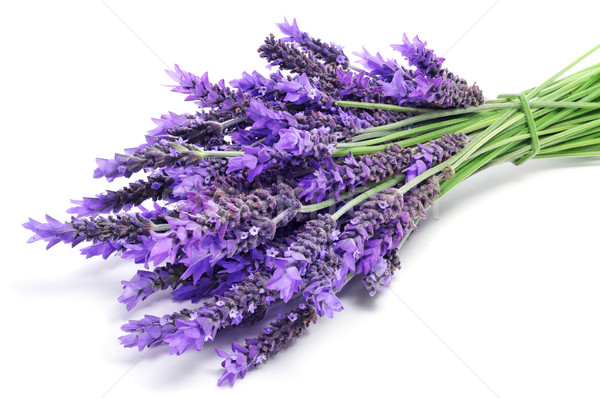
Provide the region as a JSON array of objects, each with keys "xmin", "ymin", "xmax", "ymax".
[
  {"xmin": 336, "ymin": 68, "xmax": 388, "ymax": 103},
  {"xmin": 353, "ymin": 47, "xmax": 402, "ymax": 81},
  {"xmin": 265, "ymin": 266, "xmax": 303, "ymax": 303},
  {"xmin": 230, "ymin": 71, "xmax": 279, "ymax": 100},
  {"xmin": 117, "ymin": 183, "xmax": 301, "ymax": 272},
  {"xmin": 274, "ymin": 126, "xmax": 337, "ymax": 158},
  {"xmin": 275, "ymin": 73, "xmax": 323, "ymax": 105},
  {"xmin": 93, "ymin": 140, "xmax": 208, "ymax": 182},
  {"xmin": 353, "ymin": 35, "xmax": 485, "ymax": 109},
  {"xmin": 334, "ymin": 189, "xmax": 403, "ymax": 287},
  {"xmin": 226, "ymin": 145, "xmax": 281, "ymax": 182},
  {"xmin": 119, "ymin": 264, "xmax": 186, "ymax": 310},
  {"xmin": 259, "ymin": 38, "xmax": 394, "ymax": 108},
  {"xmin": 266, "ymin": 214, "xmax": 337, "ymax": 302},
  {"xmin": 277, "ymin": 18, "xmax": 349, "ymax": 67},
  {"xmin": 363, "ymin": 250, "xmax": 401, "ymax": 296},
  {"xmin": 229, "ymin": 126, "xmax": 340, "ymax": 181},
  {"xmin": 391, "ymin": 34, "xmax": 445, "ymax": 77},
  {"xmin": 205, "ymin": 183, "xmax": 301, "ymax": 255},
  {"xmin": 120, "ymin": 313, "xmax": 178, "ymax": 351},
  {"xmin": 166, "ymin": 65, "xmax": 247, "ymax": 110},
  {"xmin": 381, "ymin": 62, "xmax": 483, "ymax": 109},
  {"xmin": 303, "ymin": 248, "xmax": 344, "ymax": 318},
  {"xmin": 299, "ymin": 144, "xmax": 413, "ymax": 202},
  {"xmin": 68, "ymin": 171, "xmax": 174, "ymax": 217},
  {"xmin": 358, "ymin": 178, "xmax": 440, "ymax": 294},
  {"xmin": 69, "ymin": 204, "xmax": 167, "ymax": 259},
  {"xmin": 79, "ymin": 240, "xmax": 124, "ymax": 260},
  {"xmin": 163, "ymin": 159, "xmax": 229, "ymax": 213},
  {"xmin": 295, "ymin": 109, "xmax": 363, "ymax": 140},
  {"xmin": 23, "ymin": 211, "xmax": 166, "ymax": 250},
  {"xmin": 148, "ymin": 111, "xmax": 245, "ymax": 149},
  {"xmin": 257, "ymin": 33, "xmax": 400, "ymax": 130},
  {"xmin": 239, "ymin": 98, "xmax": 296, "ymax": 145},
  {"xmin": 404, "ymin": 133, "xmax": 468, "ymax": 182},
  {"xmin": 120, "ymin": 272, "xmax": 271, "ymax": 355},
  {"xmin": 215, "ymin": 304, "xmax": 317, "ymax": 386},
  {"xmin": 299, "ymin": 133, "xmax": 464, "ymax": 204},
  {"xmin": 171, "ymin": 270, "xmax": 247, "ymax": 304},
  {"xmin": 412, "ymin": 70, "xmax": 484, "ymax": 109},
  {"xmin": 380, "ymin": 70, "xmax": 413, "ymax": 102},
  {"xmin": 355, "ymin": 107, "xmax": 411, "ymax": 129},
  {"xmin": 259, "ymin": 35, "xmax": 339, "ymax": 82},
  {"xmin": 257, "ymin": 35, "xmax": 368, "ymax": 105}
]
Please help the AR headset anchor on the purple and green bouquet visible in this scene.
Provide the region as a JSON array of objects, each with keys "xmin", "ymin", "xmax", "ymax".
[{"xmin": 24, "ymin": 19, "xmax": 600, "ymax": 386}]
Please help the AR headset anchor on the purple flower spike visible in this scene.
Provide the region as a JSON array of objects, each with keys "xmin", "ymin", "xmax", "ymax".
[
  {"xmin": 299, "ymin": 144, "xmax": 413, "ymax": 202},
  {"xmin": 266, "ymin": 214, "xmax": 338, "ymax": 302},
  {"xmin": 303, "ymin": 248, "xmax": 344, "ymax": 318},
  {"xmin": 80, "ymin": 241, "xmax": 124, "ymax": 260},
  {"xmin": 258, "ymin": 35, "xmax": 342, "ymax": 96},
  {"xmin": 118, "ymin": 264, "xmax": 185, "ymax": 310},
  {"xmin": 165, "ymin": 313, "xmax": 219, "ymax": 354},
  {"xmin": 216, "ymin": 304, "xmax": 317, "ymax": 387},
  {"xmin": 23, "ymin": 215, "xmax": 78, "ymax": 249},
  {"xmin": 92, "ymin": 140, "xmax": 209, "ymax": 182},
  {"xmin": 68, "ymin": 172, "xmax": 173, "ymax": 217},
  {"xmin": 353, "ymin": 47, "xmax": 401, "ymax": 81},
  {"xmin": 239, "ymin": 98, "xmax": 296, "ymax": 145},
  {"xmin": 166, "ymin": 65, "xmax": 247, "ymax": 110},
  {"xmin": 120, "ymin": 272, "xmax": 272, "ymax": 355},
  {"xmin": 403, "ymin": 133, "xmax": 468, "ymax": 182},
  {"xmin": 333, "ymin": 188, "xmax": 410, "ymax": 288},
  {"xmin": 356, "ymin": 178, "xmax": 441, "ymax": 296},
  {"xmin": 391, "ymin": 34, "xmax": 445, "ymax": 77},
  {"xmin": 147, "ymin": 111, "xmax": 232, "ymax": 149},
  {"xmin": 277, "ymin": 18, "xmax": 349, "ymax": 68},
  {"xmin": 119, "ymin": 314, "xmax": 177, "ymax": 351},
  {"xmin": 165, "ymin": 65, "xmax": 206, "ymax": 101},
  {"xmin": 363, "ymin": 251, "xmax": 401, "ymax": 296},
  {"xmin": 24, "ymin": 212, "xmax": 163, "ymax": 252}
]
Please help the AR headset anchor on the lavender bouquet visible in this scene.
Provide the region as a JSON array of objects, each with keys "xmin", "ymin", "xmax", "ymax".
[{"xmin": 24, "ymin": 19, "xmax": 600, "ymax": 386}]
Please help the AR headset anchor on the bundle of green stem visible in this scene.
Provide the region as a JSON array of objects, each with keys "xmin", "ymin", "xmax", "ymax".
[{"xmin": 334, "ymin": 45, "xmax": 600, "ymax": 205}]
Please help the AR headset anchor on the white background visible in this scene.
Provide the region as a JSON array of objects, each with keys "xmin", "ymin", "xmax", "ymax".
[{"xmin": 2, "ymin": 1, "xmax": 600, "ymax": 397}]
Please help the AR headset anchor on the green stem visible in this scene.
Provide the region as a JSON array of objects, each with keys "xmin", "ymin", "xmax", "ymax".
[
  {"xmin": 534, "ymin": 149, "xmax": 600, "ymax": 158},
  {"xmin": 298, "ymin": 184, "xmax": 373, "ymax": 213},
  {"xmin": 395, "ymin": 160, "xmax": 452, "ymax": 196},
  {"xmin": 336, "ymin": 101, "xmax": 434, "ymax": 113},
  {"xmin": 152, "ymin": 223, "xmax": 171, "ymax": 232},
  {"xmin": 348, "ymin": 116, "xmax": 474, "ymax": 143},
  {"xmin": 200, "ymin": 150, "xmax": 243, "ymax": 158},
  {"xmin": 342, "ymin": 114, "xmax": 493, "ymax": 148},
  {"xmin": 525, "ymin": 43, "xmax": 600, "ymax": 99},
  {"xmin": 353, "ymin": 105, "xmax": 504, "ymax": 134},
  {"xmin": 331, "ymin": 174, "xmax": 406, "ymax": 220}
]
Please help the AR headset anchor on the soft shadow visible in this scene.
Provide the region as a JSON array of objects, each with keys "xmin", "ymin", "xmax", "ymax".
[
  {"xmin": 337, "ymin": 275, "xmax": 381, "ymax": 310},
  {"xmin": 14, "ymin": 255, "xmax": 128, "ymax": 298},
  {"xmin": 439, "ymin": 157, "xmax": 600, "ymax": 216}
]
